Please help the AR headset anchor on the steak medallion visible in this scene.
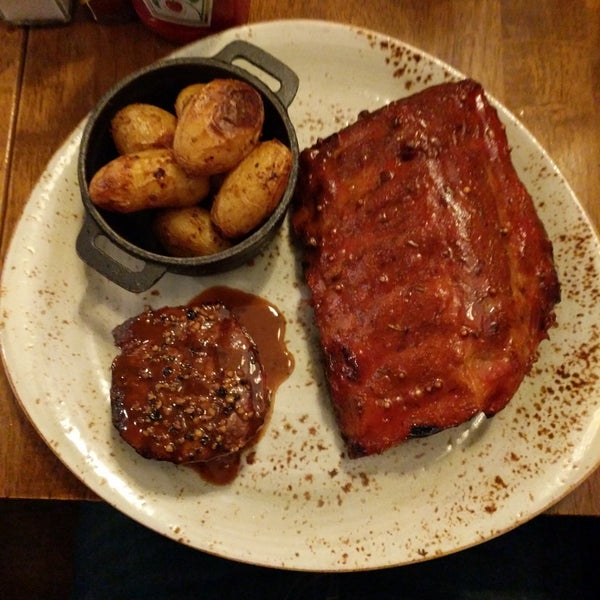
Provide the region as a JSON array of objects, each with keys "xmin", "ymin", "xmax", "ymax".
[{"xmin": 110, "ymin": 303, "xmax": 268, "ymax": 464}]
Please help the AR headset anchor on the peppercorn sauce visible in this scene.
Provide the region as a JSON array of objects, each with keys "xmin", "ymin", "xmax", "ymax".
[{"xmin": 110, "ymin": 287, "xmax": 293, "ymax": 484}]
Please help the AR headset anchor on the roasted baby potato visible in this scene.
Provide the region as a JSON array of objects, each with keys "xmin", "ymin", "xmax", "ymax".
[
  {"xmin": 174, "ymin": 83, "xmax": 206, "ymax": 117},
  {"xmin": 173, "ymin": 78, "xmax": 264, "ymax": 176},
  {"xmin": 211, "ymin": 139, "xmax": 292, "ymax": 239},
  {"xmin": 89, "ymin": 148, "xmax": 210, "ymax": 213},
  {"xmin": 154, "ymin": 206, "xmax": 232, "ymax": 257},
  {"xmin": 111, "ymin": 103, "xmax": 177, "ymax": 155}
]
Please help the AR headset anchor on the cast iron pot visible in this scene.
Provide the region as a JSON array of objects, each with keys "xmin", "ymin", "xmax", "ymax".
[{"xmin": 77, "ymin": 40, "xmax": 299, "ymax": 293}]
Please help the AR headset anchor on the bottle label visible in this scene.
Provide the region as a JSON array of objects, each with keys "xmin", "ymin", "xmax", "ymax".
[{"xmin": 141, "ymin": 0, "xmax": 214, "ymax": 27}]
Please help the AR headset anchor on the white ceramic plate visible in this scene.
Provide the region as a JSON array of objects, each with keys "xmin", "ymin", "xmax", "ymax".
[{"xmin": 1, "ymin": 20, "xmax": 600, "ymax": 571}]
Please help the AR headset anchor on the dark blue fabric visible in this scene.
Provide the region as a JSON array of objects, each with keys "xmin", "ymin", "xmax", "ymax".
[{"xmin": 71, "ymin": 502, "xmax": 598, "ymax": 599}]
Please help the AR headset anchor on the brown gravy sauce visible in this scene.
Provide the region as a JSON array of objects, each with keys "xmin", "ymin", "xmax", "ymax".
[{"xmin": 186, "ymin": 286, "xmax": 294, "ymax": 485}]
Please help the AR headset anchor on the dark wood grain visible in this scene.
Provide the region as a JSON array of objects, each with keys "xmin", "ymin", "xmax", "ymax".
[
  {"xmin": 0, "ymin": 25, "xmax": 24, "ymax": 239},
  {"xmin": 0, "ymin": 1, "xmax": 598, "ymax": 514}
]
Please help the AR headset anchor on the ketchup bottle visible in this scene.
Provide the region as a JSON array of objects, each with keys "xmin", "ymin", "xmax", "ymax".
[{"xmin": 131, "ymin": 0, "xmax": 251, "ymax": 44}]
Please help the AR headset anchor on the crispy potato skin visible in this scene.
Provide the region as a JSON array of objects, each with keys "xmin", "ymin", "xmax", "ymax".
[
  {"xmin": 211, "ymin": 139, "xmax": 292, "ymax": 238},
  {"xmin": 174, "ymin": 83, "xmax": 206, "ymax": 117},
  {"xmin": 154, "ymin": 206, "xmax": 232, "ymax": 257},
  {"xmin": 111, "ymin": 103, "xmax": 177, "ymax": 155},
  {"xmin": 89, "ymin": 148, "xmax": 210, "ymax": 213},
  {"xmin": 173, "ymin": 78, "xmax": 264, "ymax": 176}
]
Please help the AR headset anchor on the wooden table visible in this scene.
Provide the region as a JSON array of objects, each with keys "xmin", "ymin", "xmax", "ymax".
[{"xmin": 0, "ymin": 1, "xmax": 598, "ymax": 516}]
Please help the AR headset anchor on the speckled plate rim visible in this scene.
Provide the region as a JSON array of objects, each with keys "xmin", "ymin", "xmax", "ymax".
[{"xmin": 1, "ymin": 20, "xmax": 599, "ymax": 572}]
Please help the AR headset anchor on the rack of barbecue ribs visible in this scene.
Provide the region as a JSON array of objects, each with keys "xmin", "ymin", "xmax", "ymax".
[{"xmin": 292, "ymin": 79, "xmax": 560, "ymax": 458}]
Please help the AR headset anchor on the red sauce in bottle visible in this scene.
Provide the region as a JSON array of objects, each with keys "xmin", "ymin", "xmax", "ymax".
[
  {"xmin": 188, "ymin": 286, "xmax": 294, "ymax": 485},
  {"xmin": 132, "ymin": 0, "xmax": 251, "ymax": 44}
]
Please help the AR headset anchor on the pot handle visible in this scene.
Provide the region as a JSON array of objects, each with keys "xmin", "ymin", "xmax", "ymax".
[
  {"xmin": 212, "ymin": 40, "xmax": 299, "ymax": 108},
  {"xmin": 76, "ymin": 214, "xmax": 166, "ymax": 293}
]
